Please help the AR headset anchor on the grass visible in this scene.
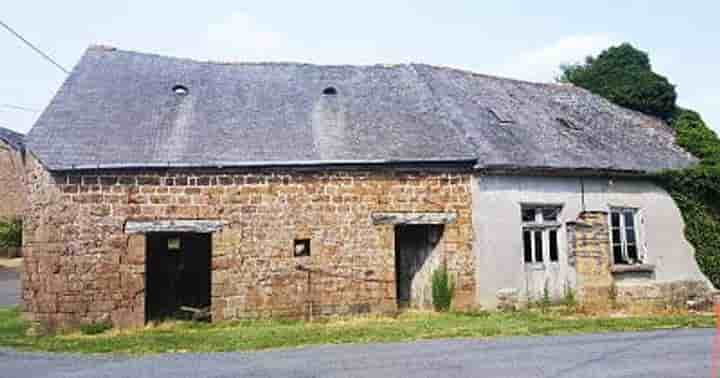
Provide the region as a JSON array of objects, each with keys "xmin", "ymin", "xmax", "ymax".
[{"xmin": 0, "ymin": 306, "xmax": 714, "ymax": 355}]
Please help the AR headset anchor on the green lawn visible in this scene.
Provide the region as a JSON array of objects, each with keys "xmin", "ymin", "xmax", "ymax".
[{"xmin": 0, "ymin": 306, "xmax": 714, "ymax": 355}]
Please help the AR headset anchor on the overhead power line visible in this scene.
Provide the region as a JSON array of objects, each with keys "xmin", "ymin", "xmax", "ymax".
[
  {"xmin": 0, "ymin": 104, "xmax": 40, "ymax": 112},
  {"xmin": 0, "ymin": 19, "xmax": 70, "ymax": 74}
]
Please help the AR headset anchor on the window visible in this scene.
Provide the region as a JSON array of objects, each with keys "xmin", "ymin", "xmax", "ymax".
[
  {"xmin": 610, "ymin": 208, "xmax": 641, "ymax": 264},
  {"xmin": 322, "ymin": 87, "xmax": 338, "ymax": 95},
  {"xmin": 549, "ymin": 230, "xmax": 559, "ymax": 262},
  {"xmin": 521, "ymin": 205, "xmax": 562, "ymax": 264},
  {"xmin": 294, "ymin": 239, "xmax": 311, "ymax": 257}
]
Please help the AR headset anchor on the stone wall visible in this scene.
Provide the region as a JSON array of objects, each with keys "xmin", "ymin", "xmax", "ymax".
[
  {"xmin": 0, "ymin": 140, "xmax": 26, "ymax": 220},
  {"xmin": 22, "ymin": 155, "xmax": 475, "ymax": 329},
  {"xmin": 567, "ymin": 211, "xmax": 614, "ymax": 304}
]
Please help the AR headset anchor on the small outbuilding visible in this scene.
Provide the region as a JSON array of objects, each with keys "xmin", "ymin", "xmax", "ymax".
[{"xmin": 0, "ymin": 127, "xmax": 26, "ymax": 258}]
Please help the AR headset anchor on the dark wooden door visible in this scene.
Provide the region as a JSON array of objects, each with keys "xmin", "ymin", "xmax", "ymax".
[{"xmin": 145, "ymin": 233, "xmax": 211, "ymax": 321}]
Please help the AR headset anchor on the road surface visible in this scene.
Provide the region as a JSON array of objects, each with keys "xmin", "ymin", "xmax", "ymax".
[
  {"xmin": 0, "ymin": 328, "xmax": 714, "ymax": 378},
  {"xmin": 0, "ymin": 267, "xmax": 19, "ymax": 307}
]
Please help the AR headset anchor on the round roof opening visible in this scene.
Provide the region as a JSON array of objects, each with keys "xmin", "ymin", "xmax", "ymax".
[{"xmin": 172, "ymin": 85, "xmax": 189, "ymax": 96}]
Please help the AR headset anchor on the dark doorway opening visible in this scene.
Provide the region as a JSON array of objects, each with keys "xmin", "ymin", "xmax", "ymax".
[
  {"xmin": 394, "ymin": 225, "xmax": 443, "ymax": 308},
  {"xmin": 145, "ymin": 233, "xmax": 211, "ymax": 322}
]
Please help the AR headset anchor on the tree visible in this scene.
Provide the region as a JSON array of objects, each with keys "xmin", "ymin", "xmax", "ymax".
[{"xmin": 558, "ymin": 43, "xmax": 677, "ymax": 120}]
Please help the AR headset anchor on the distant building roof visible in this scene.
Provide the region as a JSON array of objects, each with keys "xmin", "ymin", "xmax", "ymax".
[
  {"xmin": 27, "ymin": 46, "xmax": 696, "ymax": 173},
  {"xmin": 0, "ymin": 127, "xmax": 25, "ymax": 152}
]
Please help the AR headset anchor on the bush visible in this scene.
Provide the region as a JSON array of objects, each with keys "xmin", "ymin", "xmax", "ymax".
[
  {"xmin": 0, "ymin": 217, "xmax": 22, "ymax": 248},
  {"xmin": 431, "ymin": 263, "xmax": 455, "ymax": 312}
]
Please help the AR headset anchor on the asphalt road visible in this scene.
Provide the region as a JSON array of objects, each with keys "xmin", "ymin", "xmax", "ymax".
[
  {"xmin": 0, "ymin": 328, "xmax": 715, "ymax": 378},
  {"xmin": 0, "ymin": 267, "xmax": 19, "ymax": 307}
]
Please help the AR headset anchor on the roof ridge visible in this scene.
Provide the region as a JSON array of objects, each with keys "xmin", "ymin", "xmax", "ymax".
[
  {"xmin": 411, "ymin": 62, "xmax": 577, "ymax": 89},
  {"xmin": 86, "ymin": 45, "xmax": 571, "ymax": 88},
  {"xmin": 86, "ymin": 45, "xmax": 416, "ymax": 70}
]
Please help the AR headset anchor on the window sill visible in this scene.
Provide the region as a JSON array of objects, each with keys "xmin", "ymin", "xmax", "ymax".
[
  {"xmin": 524, "ymin": 262, "xmax": 560, "ymax": 270},
  {"xmin": 610, "ymin": 264, "xmax": 655, "ymax": 274}
]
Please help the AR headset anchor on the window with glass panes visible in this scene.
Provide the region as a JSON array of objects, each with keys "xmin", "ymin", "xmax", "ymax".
[
  {"xmin": 610, "ymin": 208, "xmax": 641, "ymax": 264},
  {"xmin": 521, "ymin": 205, "xmax": 562, "ymax": 264}
]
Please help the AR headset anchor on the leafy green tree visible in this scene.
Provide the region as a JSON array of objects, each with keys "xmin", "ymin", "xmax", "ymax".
[{"xmin": 559, "ymin": 43, "xmax": 677, "ymax": 120}]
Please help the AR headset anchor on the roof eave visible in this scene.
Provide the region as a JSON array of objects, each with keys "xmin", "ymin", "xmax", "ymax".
[
  {"xmin": 45, "ymin": 157, "xmax": 479, "ymax": 172},
  {"xmin": 474, "ymin": 164, "xmax": 655, "ymax": 177}
]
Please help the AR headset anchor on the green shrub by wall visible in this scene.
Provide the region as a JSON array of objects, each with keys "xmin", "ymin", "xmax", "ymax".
[
  {"xmin": 659, "ymin": 109, "xmax": 720, "ymax": 287},
  {"xmin": 431, "ymin": 263, "xmax": 455, "ymax": 312}
]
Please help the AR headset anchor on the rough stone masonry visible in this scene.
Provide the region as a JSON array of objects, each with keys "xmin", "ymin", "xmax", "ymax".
[{"xmin": 21, "ymin": 155, "xmax": 475, "ymax": 329}]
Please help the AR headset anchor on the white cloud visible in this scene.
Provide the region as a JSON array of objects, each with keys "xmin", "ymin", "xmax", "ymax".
[
  {"xmin": 498, "ymin": 34, "xmax": 618, "ymax": 83},
  {"xmin": 205, "ymin": 12, "xmax": 289, "ymax": 61}
]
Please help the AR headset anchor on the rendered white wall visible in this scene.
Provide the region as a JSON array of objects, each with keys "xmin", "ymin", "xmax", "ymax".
[{"xmin": 472, "ymin": 175, "xmax": 711, "ymax": 309}]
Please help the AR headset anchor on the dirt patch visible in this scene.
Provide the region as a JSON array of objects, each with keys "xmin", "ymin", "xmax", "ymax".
[{"xmin": 0, "ymin": 258, "xmax": 22, "ymax": 271}]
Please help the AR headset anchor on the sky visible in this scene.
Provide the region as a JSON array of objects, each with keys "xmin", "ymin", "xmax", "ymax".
[{"xmin": 2, "ymin": 1, "xmax": 719, "ymax": 134}]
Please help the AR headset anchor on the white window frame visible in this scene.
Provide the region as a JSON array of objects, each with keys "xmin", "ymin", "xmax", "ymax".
[
  {"xmin": 521, "ymin": 205, "xmax": 562, "ymax": 265},
  {"xmin": 609, "ymin": 207, "xmax": 644, "ymax": 265}
]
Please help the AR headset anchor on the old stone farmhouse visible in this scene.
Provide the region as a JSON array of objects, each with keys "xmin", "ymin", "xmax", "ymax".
[{"xmin": 21, "ymin": 46, "xmax": 712, "ymax": 329}]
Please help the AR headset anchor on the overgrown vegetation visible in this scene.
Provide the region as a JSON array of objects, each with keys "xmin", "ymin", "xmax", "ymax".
[
  {"xmin": 0, "ymin": 307, "xmax": 711, "ymax": 355},
  {"xmin": 0, "ymin": 217, "xmax": 21, "ymax": 248},
  {"xmin": 431, "ymin": 263, "xmax": 454, "ymax": 312},
  {"xmin": 560, "ymin": 43, "xmax": 720, "ymax": 287}
]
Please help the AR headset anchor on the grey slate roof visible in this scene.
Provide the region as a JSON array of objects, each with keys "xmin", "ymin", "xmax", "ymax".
[
  {"xmin": 0, "ymin": 127, "xmax": 24, "ymax": 152},
  {"xmin": 27, "ymin": 46, "xmax": 696, "ymax": 173}
]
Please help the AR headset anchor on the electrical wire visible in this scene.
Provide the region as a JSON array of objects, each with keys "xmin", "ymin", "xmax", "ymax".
[
  {"xmin": 0, "ymin": 104, "xmax": 40, "ymax": 112},
  {"xmin": 0, "ymin": 19, "xmax": 70, "ymax": 74}
]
